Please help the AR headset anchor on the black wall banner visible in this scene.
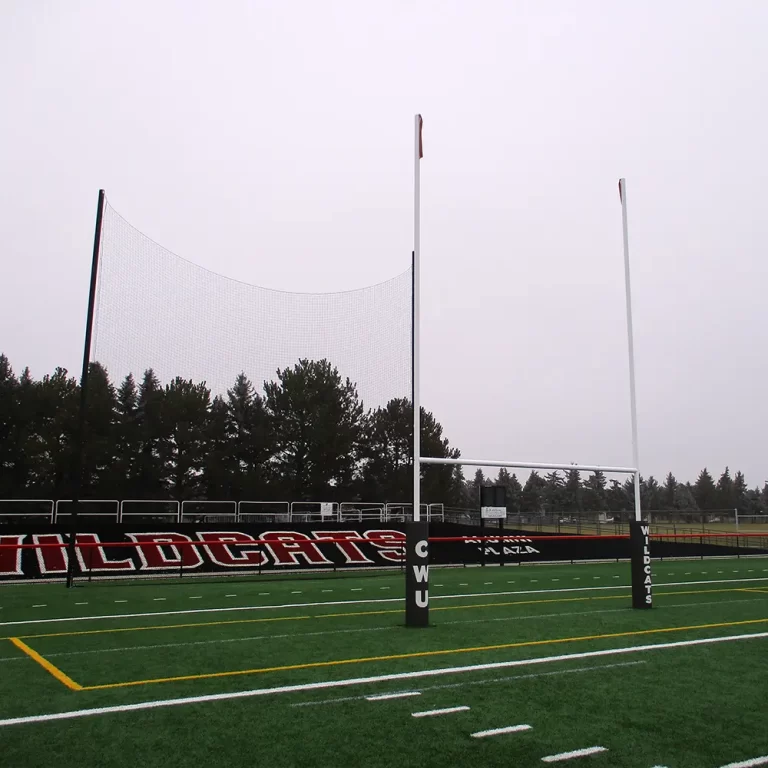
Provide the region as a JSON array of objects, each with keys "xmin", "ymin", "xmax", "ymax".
[
  {"xmin": 0, "ymin": 521, "xmax": 763, "ymax": 581},
  {"xmin": 405, "ymin": 521, "xmax": 429, "ymax": 627},
  {"xmin": 630, "ymin": 521, "xmax": 653, "ymax": 608}
]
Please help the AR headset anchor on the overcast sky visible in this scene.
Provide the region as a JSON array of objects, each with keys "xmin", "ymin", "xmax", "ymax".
[{"xmin": 2, "ymin": 1, "xmax": 767, "ymax": 490}]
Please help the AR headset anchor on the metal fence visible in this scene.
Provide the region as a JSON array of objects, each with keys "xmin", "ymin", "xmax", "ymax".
[{"xmin": 0, "ymin": 499, "xmax": 445, "ymax": 524}]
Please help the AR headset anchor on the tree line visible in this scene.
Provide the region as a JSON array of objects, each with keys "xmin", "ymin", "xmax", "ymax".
[
  {"xmin": 1, "ymin": 353, "xmax": 765, "ymax": 516},
  {"xmin": 0, "ymin": 354, "xmax": 463, "ymax": 504}
]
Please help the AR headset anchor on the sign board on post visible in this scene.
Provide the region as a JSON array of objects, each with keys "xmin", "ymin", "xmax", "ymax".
[
  {"xmin": 320, "ymin": 503, "xmax": 334, "ymax": 518},
  {"xmin": 480, "ymin": 486, "xmax": 507, "ymax": 520}
]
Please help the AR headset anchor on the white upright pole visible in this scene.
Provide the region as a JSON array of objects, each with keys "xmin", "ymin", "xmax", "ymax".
[
  {"xmin": 619, "ymin": 178, "xmax": 642, "ymax": 522},
  {"xmin": 413, "ymin": 114, "xmax": 422, "ymax": 523}
]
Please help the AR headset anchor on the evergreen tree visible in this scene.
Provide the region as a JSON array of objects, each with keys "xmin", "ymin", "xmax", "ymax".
[
  {"xmin": 264, "ymin": 359, "xmax": 364, "ymax": 498},
  {"xmin": 716, "ymin": 467, "xmax": 736, "ymax": 511},
  {"xmin": 563, "ymin": 468, "xmax": 583, "ymax": 513},
  {"xmin": 521, "ymin": 471, "xmax": 546, "ymax": 515},
  {"xmin": 109, "ymin": 373, "xmax": 141, "ymax": 497},
  {"xmin": 662, "ymin": 472, "xmax": 677, "ymax": 510},
  {"xmin": 226, "ymin": 373, "xmax": 272, "ymax": 498},
  {"xmin": 674, "ymin": 482, "xmax": 699, "ymax": 511},
  {"xmin": 162, "ymin": 377, "xmax": 212, "ymax": 500},
  {"xmin": 693, "ymin": 468, "xmax": 718, "ymax": 511},
  {"xmin": 465, "ymin": 468, "xmax": 487, "ymax": 508},
  {"xmin": 494, "ymin": 468, "xmax": 523, "ymax": 515},
  {"xmin": 203, "ymin": 395, "xmax": 235, "ymax": 499},
  {"xmin": 606, "ymin": 479, "xmax": 631, "ymax": 513},
  {"xmin": 29, "ymin": 367, "xmax": 79, "ymax": 497},
  {"xmin": 81, "ymin": 362, "xmax": 118, "ymax": 495},
  {"xmin": 543, "ymin": 471, "xmax": 565, "ymax": 513},
  {"xmin": 642, "ymin": 475, "xmax": 661, "ymax": 512},
  {"xmin": 135, "ymin": 369, "xmax": 166, "ymax": 498},
  {"xmin": 733, "ymin": 471, "xmax": 749, "ymax": 516},
  {"xmin": 582, "ymin": 471, "xmax": 608, "ymax": 511},
  {"xmin": 0, "ymin": 355, "xmax": 19, "ymax": 496}
]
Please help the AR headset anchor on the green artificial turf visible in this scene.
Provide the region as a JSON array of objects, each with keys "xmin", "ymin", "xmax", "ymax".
[{"xmin": 0, "ymin": 557, "xmax": 767, "ymax": 768}]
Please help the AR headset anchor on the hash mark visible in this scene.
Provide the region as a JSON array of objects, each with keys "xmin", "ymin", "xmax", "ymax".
[
  {"xmin": 412, "ymin": 705, "xmax": 469, "ymax": 718},
  {"xmin": 32, "ymin": 605, "xmax": 47, "ymax": 608},
  {"xmin": 114, "ymin": 600, "xmax": 128, "ymax": 603},
  {"xmin": 541, "ymin": 746, "xmax": 607, "ymax": 762},
  {"xmin": 75, "ymin": 602, "xmax": 88, "ymax": 605},
  {"xmin": 225, "ymin": 594, "xmax": 237, "ymax": 598},
  {"xmin": 153, "ymin": 598, "xmax": 166, "ymax": 601},
  {"xmin": 472, "ymin": 724, "xmax": 532, "ymax": 738},
  {"xmin": 189, "ymin": 596, "xmax": 202, "ymax": 600}
]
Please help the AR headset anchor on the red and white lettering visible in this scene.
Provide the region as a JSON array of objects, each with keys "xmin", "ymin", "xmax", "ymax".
[
  {"xmin": 33, "ymin": 534, "xmax": 68, "ymax": 575},
  {"xmin": 75, "ymin": 534, "xmax": 135, "ymax": 573},
  {"xmin": 0, "ymin": 535, "xmax": 25, "ymax": 577},
  {"xmin": 311, "ymin": 530, "xmax": 373, "ymax": 564},
  {"xmin": 197, "ymin": 532, "xmax": 267, "ymax": 568},
  {"xmin": 364, "ymin": 529, "xmax": 406, "ymax": 563},
  {"xmin": 259, "ymin": 531, "xmax": 333, "ymax": 567},
  {"xmin": 125, "ymin": 533, "xmax": 203, "ymax": 571}
]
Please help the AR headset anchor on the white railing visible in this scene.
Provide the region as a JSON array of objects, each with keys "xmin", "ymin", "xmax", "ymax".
[
  {"xmin": 238, "ymin": 501, "xmax": 290, "ymax": 523},
  {"xmin": 0, "ymin": 499, "xmax": 55, "ymax": 523},
  {"xmin": 54, "ymin": 499, "xmax": 120, "ymax": 523},
  {"xmin": 0, "ymin": 498, "xmax": 446, "ymax": 525},
  {"xmin": 339, "ymin": 502, "xmax": 386, "ymax": 522},
  {"xmin": 181, "ymin": 500, "xmax": 237, "ymax": 522},
  {"xmin": 120, "ymin": 500, "xmax": 181, "ymax": 523},
  {"xmin": 289, "ymin": 501, "xmax": 339, "ymax": 522}
]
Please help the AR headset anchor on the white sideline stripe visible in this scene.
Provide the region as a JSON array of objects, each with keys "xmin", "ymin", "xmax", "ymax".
[
  {"xmin": 1, "ymin": 631, "xmax": 766, "ymax": 728},
  {"xmin": 365, "ymin": 691, "xmax": 421, "ymax": 701},
  {"xmin": 291, "ymin": 661, "xmax": 647, "ymax": 708},
  {"xmin": 718, "ymin": 758, "xmax": 768, "ymax": 768},
  {"xmin": 472, "ymin": 724, "xmax": 531, "ymax": 738},
  {"xmin": 542, "ymin": 746, "xmax": 607, "ymax": 762},
  {"xmin": 4, "ymin": 576, "xmax": 767, "ymax": 629},
  {"xmin": 412, "ymin": 705, "xmax": 469, "ymax": 718}
]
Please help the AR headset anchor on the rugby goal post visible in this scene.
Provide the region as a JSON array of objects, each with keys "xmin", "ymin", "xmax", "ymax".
[{"xmin": 408, "ymin": 115, "xmax": 646, "ymax": 627}]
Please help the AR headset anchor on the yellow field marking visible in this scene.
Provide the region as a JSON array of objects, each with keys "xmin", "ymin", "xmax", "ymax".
[
  {"xmin": 8, "ymin": 585, "xmax": 763, "ymax": 642},
  {"xmin": 739, "ymin": 588, "xmax": 768, "ymax": 594},
  {"xmin": 8, "ymin": 638, "xmax": 82, "ymax": 691},
  {"xmin": 80, "ymin": 616, "xmax": 768, "ymax": 691}
]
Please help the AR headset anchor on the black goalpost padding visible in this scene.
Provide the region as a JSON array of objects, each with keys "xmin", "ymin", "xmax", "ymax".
[
  {"xmin": 630, "ymin": 520, "xmax": 653, "ymax": 608},
  {"xmin": 405, "ymin": 521, "xmax": 429, "ymax": 627}
]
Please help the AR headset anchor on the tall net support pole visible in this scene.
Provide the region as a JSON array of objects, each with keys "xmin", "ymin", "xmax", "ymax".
[
  {"xmin": 406, "ymin": 114, "xmax": 429, "ymax": 627},
  {"xmin": 66, "ymin": 189, "xmax": 106, "ymax": 589},
  {"xmin": 620, "ymin": 178, "xmax": 652, "ymax": 609}
]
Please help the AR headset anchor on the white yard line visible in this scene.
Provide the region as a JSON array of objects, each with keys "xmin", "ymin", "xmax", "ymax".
[
  {"xmin": 2, "ymin": 576, "xmax": 767, "ymax": 629},
  {"xmin": 542, "ymin": 746, "xmax": 607, "ymax": 762},
  {"xmin": 412, "ymin": 706, "xmax": 469, "ymax": 718},
  {"xmin": 718, "ymin": 758, "xmax": 768, "ymax": 768},
  {"xmin": 472, "ymin": 724, "xmax": 531, "ymax": 738},
  {"xmin": 0, "ymin": 631, "xmax": 766, "ymax": 728},
  {"xmin": 291, "ymin": 662, "xmax": 646, "ymax": 708}
]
